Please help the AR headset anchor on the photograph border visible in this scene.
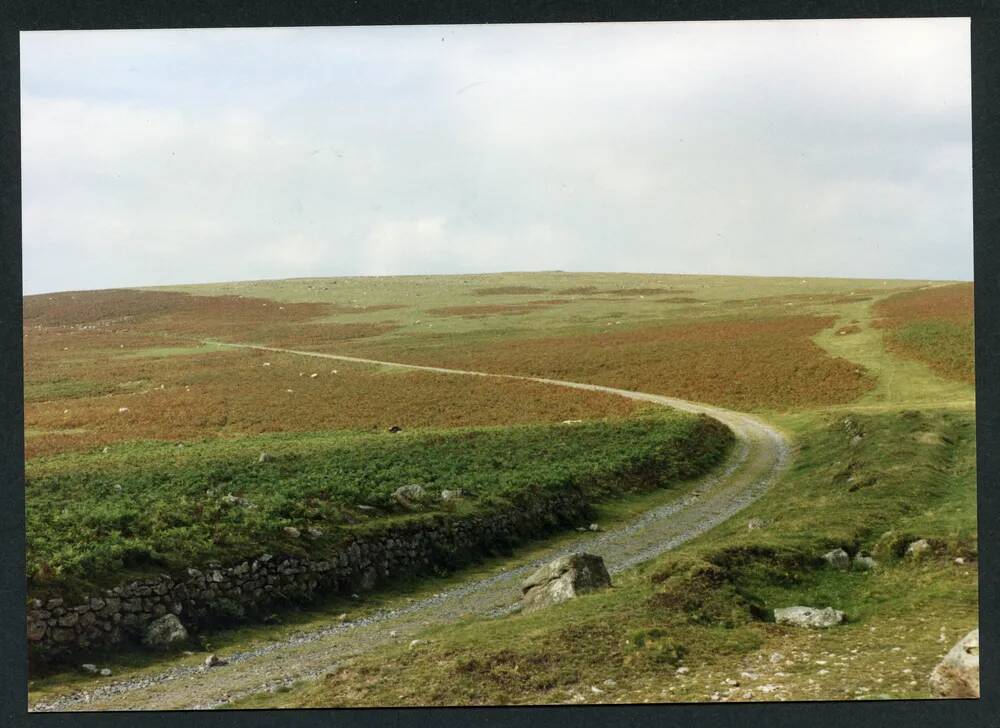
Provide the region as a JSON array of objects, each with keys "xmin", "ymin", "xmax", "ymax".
[{"xmin": 1, "ymin": 1, "xmax": 997, "ymax": 726}]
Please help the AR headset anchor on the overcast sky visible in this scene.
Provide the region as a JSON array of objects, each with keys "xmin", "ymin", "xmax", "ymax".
[{"xmin": 21, "ymin": 19, "xmax": 972, "ymax": 294}]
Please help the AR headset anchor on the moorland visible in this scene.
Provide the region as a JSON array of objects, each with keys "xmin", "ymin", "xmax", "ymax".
[{"xmin": 23, "ymin": 271, "xmax": 975, "ymax": 709}]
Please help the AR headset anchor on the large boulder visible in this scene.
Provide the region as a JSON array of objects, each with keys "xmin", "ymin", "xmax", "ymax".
[
  {"xmin": 773, "ymin": 606, "xmax": 844, "ymax": 628},
  {"xmin": 929, "ymin": 628, "xmax": 979, "ymax": 698},
  {"xmin": 520, "ymin": 553, "xmax": 611, "ymax": 614},
  {"xmin": 142, "ymin": 614, "xmax": 188, "ymax": 649}
]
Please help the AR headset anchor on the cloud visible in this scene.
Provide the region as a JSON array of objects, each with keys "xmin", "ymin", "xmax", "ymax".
[{"xmin": 19, "ymin": 19, "xmax": 972, "ymax": 294}]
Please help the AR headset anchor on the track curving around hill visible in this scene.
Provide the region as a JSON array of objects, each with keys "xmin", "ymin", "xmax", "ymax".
[{"xmin": 30, "ymin": 343, "xmax": 792, "ymax": 712}]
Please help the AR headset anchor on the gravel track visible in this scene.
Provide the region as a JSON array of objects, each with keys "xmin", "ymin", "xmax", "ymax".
[{"xmin": 30, "ymin": 344, "xmax": 791, "ymax": 712}]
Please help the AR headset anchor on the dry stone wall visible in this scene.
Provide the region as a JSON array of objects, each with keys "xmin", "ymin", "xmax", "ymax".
[{"xmin": 28, "ymin": 488, "xmax": 590, "ymax": 661}]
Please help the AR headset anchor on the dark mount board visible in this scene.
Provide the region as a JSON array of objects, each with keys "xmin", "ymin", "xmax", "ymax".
[{"xmin": 0, "ymin": 2, "xmax": 996, "ymax": 727}]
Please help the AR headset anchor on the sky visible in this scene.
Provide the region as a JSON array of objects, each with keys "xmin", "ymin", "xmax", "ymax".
[{"xmin": 20, "ymin": 18, "xmax": 972, "ymax": 295}]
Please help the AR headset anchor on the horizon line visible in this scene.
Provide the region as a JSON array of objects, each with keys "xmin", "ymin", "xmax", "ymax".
[{"xmin": 22, "ymin": 269, "xmax": 973, "ymax": 297}]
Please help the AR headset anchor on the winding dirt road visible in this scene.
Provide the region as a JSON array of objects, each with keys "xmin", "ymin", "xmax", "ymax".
[{"xmin": 30, "ymin": 344, "xmax": 792, "ymax": 712}]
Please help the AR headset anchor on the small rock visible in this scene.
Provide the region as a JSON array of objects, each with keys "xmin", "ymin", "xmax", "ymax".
[
  {"xmin": 204, "ymin": 653, "xmax": 228, "ymax": 668},
  {"xmin": 850, "ymin": 434, "xmax": 863, "ymax": 447},
  {"xmin": 853, "ymin": 554, "xmax": 878, "ymax": 571},
  {"xmin": 283, "ymin": 526, "xmax": 301, "ymax": 538},
  {"xmin": 388, "ymin": 630, "xmax": 398, "ymax": 638},
  {"xmin": 774, "ymin": 606, "xmax": 845, "ymax": 628},
  {"xmin": 676, "ymin": 666, "xmax": 690, "ymax": 675},
  {"xmin": 306, "ymin": 527, "xmax": 323, "ymax": 539},
  {"xmin": 440, "ymin": 489, "xmax": 463, "ymax": 502},
  {"xmin": 914, "ymin": 431, "xmax": 946, "ymax": 446},
  {"xmin": 310, "ymin": 373, "xmax": 319, "ymax": 378},
  {"xmin": 118, "ymin": 407, "xmax": 129, "ymax": 414},
  {"xmin": 99, "ymin": 668, "xmax": 112, "ymax": 677},
  {"xmin": 929, "ymin": 628, "xmax": 979, "ymax": 698},
  {"xmin": 81, "ymin": 664, "xmax": 98, "ymax": 674},
  {"xmin": 258, "ymin": 451, "xmax": 271, "ymax": 463},
  {"xmin": 603, "ymin": 678, "xmax": 618, "ymax": 687},
  {"xmin": 337, "ymin": 613, "xmax": 348, "ymax": 622},
  {"xmin": 102, "ymin": 447, "xmax": 110, "ymax": 454},
  {"xmin": 769, "ymin": 652, "xmax": 784, "ymax": 664},
  {"xmin": 822, "ymin": 548, "xmax": 851, "ymax": 570},
  {"xmin": 589, "ymin": 523, "xmax": 601, "ymax": 532},
  {"xmin": 388, "ymin": 425, "xmax": 402, "ymax": 433},
  {"xmin": 391, "ymin": 484, "xmax": 427, "ymax": 510},
  {"xmin": 409, "ymin": 639, "xmax": 425, "ymax": 649},
  {"xmin": 142, "ymin": 614, "xmax": 188, "ymax": 649},
  {"xmin": 747, "ymin": 518, "xmax": 766, "ymax": 530},
  {"xmin": 725, "ymin": 678, "xmax": 740, "ymax": 687},
  {"xmin": 955, "ymin": 557, "xmax": 966, "ymax": 565},
  {"xmin": 906, "ymin": 539, "xmax": 933, "ymax": 559}
]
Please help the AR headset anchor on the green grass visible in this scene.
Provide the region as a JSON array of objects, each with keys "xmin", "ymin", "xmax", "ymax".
[
  {"xmin": 232, "ymin": 406, "xmax": 977, "ymax": 707},
  {"xmin": 27, "ymin": 472, "xmax": 718, "ymax": 694},
  {"xmin": 24, "ymin": 379, "xmax": 114, "ymax": 402},
  {"xmin": 26, "ymin": 411, "xmax": 732, "ymax": 597},
  {"xmin": 812, "ymin": 301, "xmax": 974, "ymax": 411},
  {"xmin": 113, "ymin": 343, "xmax": 225, "ymax": 359},
  {"xmin": 151, "ymin": 272, "xmax": 932, "ymax": 343}
]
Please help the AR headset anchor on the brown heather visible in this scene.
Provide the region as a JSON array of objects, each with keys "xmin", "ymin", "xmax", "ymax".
[
  {"xmin": 352, "ymin": 315, "xmax": 875, "ymax": 411},
  {"xmin": 23, "ymin": 290, "xmax": 642, "ymax": 459}
]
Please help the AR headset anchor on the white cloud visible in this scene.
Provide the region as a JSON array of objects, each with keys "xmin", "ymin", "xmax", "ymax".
[{"xmin": 20, "ymin": 19, "xmax": 972, "ymax": 294}]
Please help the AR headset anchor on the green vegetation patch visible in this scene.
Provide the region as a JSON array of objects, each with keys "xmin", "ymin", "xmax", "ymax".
[
  {"xmin": 26, "ymin": 412, "xmax": 732, "ymax": 595},
  {"xmin": 873, "ymin": 283, "xmax": 974, "ymax": 385},
  {"xmin": 114, "ymin": 343, "xmax": 225, "ymax": 359},
  {"xmin": 24, "ymin": 379, "xmax": 114, "ymax": 402},
  {"xmin": 888, "ymin": 320, "xmax": 974, "ymax": 384},
  {"xmin": 236, "ymin": 407, "xmax": 977, "ymax": 708}
]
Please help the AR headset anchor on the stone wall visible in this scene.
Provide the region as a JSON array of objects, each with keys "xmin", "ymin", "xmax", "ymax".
[{"xmin": 27, "ymin": 488, "xmax": 591, "ymax": 661}]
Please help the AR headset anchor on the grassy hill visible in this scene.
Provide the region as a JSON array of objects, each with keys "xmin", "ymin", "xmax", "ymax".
[{"xmin": 23, "ymin": 271, "xmax": 977, "ymax": 705}]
